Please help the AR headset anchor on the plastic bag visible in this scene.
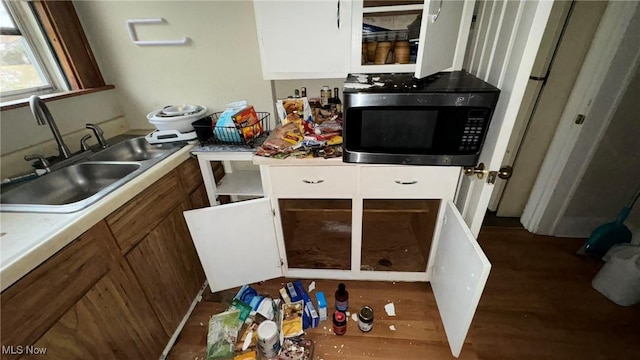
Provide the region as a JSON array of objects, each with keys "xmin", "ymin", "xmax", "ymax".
[{"xmin": 592, "ymin": 244, "xmax": 640, "ymax": 306}]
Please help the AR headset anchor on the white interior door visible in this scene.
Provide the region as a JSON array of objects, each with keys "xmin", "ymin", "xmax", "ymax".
[
  {"xmin": 183, "ymin": 198, "xmax": 282, "ymax": 292},
  {"xmin": 415, "ymin": 0, "xmax": 474, "ymax": 78},
  {"xmin": 431, "ymin": 200, "xmax": 490, "ymax": 358},
  {"xmin": 456, "ymin": 0, "xmax": 553, "ymax": 236}
]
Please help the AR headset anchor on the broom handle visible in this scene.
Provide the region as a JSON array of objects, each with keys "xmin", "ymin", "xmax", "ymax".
[
  {"xmin": 628, "ymin": 185, "xmax": 640, "ymax": 209},
  {"xmin": 617, "ymin": 185, "xmax": 640, "ymax": 225}
]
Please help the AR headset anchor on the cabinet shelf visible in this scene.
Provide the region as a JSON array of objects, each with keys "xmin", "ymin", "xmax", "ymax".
[{"xmin": 216, "ymin": 170, "xmax": 263, "ymax": 196}]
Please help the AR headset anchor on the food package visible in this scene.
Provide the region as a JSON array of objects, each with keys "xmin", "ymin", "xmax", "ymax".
[
  {"xmin": 234, "ymin": 351, "xmax": 257, "ymax": 360},
  {"xmin": 276, "ymin": 98, "xmax": 312, "ymax": 125},
  {"xmin": 227, "ymin": 298, "xmax": 253, "ymax": 323},
  {"xmin": 214, "ymin": 100, "xmax": 248, "ymax": 143},
  {"xmin": 206, "ymin": 310, "xmax": 242, "ymax": 360},
  {"xmin": 261, "ymin": 122, "xmax": 302, "ymax": 151},
  {"xmin": 232, "ymin": 106, "xmax": 264, "ymax": 143},
  {"xmin": 280, "ymin": 301, "xmax": 304, "ymax": 338},
  {"xmin": 277, "ymin": 338, "xmax": 314, "ymax": 360}
]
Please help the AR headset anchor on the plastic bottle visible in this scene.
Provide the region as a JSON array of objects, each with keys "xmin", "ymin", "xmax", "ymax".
[{"xmin": 335, "ymin": 283, "xmax": 349, "ymax": 312}]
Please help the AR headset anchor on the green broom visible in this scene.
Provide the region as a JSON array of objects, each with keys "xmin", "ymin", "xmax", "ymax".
[{"xmin": 580, "ymin": 185, "xmax": 640, "ymax": 258}]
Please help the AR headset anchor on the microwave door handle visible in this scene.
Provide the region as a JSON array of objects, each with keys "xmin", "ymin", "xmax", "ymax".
[
  {"xmin": 303, "ymin": 179, "xmax": 325, "ymax": 184},
  {"xmin": 395, "ymin": 180, "xmax": 418, "ymax": 185}
]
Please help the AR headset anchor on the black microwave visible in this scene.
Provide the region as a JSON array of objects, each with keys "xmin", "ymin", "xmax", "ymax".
[{"xmin": 342, "ymin": 71, "xmax": 500, "ymax": 166}]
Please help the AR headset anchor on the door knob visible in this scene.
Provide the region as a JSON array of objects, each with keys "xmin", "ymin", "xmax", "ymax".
[
  {"xmin": 463, "ymin": 163, "xmax": 487, "ymax": 180},
  {"xmin": 464, "ymin": 163, "xmax": 513, "ymax": 183},
  {"xmin": 497, "ymin": 166, "xmax": 513, "ymax": 179}
]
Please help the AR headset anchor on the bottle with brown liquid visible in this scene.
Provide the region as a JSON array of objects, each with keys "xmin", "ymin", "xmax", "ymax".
[{"xmin": 335, "ymin": 283, "xmax": 349, "ymax": 312}]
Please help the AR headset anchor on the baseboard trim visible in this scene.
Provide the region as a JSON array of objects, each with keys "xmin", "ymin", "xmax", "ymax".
[{"xmin": 159, "ymin": 281, "xmax": 208, "ymax": 360}]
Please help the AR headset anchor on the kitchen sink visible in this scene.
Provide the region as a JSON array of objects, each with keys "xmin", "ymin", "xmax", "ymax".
[
  {"xmin": 0, "ymin": 136, "xmax": 186, "ymax": 213},
  {"xmin": 87, "ymin": 137, "xmax": 182, "ymax": 162}
]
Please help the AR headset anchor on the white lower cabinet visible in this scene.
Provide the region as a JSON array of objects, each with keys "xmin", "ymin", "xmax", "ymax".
[{"xmin": 184, "ymin": 160, "xmax": 489, "ymax": 358}]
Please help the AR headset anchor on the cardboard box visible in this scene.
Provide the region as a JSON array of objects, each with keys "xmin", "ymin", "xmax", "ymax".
[
  {"xmin": 315, "ymin": 292, "xmax": 327, "ymax": 322},
  {"xmin": 232, "ymin": 106, "xmax": 263, "ymax": 142}
]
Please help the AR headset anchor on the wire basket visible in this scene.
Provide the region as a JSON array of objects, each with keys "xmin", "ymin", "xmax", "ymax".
[{"xmin": 192, "ymin": 112, "xmax": 271, "ymax": 147}]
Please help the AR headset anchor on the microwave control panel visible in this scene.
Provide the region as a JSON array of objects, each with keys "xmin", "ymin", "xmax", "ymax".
[{"xmin": 460, "ymin": 110, "xmax": 488, "ymax": 152}]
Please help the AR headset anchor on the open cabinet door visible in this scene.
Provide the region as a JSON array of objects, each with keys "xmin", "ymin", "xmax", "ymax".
[
  {"xmin": 183, "ymin": 198, "xmax": 282, "ymax": 293},
  {"xmin": 431, "ymin": 201, "xmax": 491, "ymax": 358},
  {"xmin": 415, "ymin": 0, "xmax": 472, "ymax": 78}
]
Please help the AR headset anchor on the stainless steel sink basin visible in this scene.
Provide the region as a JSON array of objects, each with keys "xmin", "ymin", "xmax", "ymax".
[
  {"xmin": 0, "ymin": 136, "xmax": 186, "ymax": 213},
  {"xmin": 87, "ymin": 137, "xmax": 182, "ymax": 162}
]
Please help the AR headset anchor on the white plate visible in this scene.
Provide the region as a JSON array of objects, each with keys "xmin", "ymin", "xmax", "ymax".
[{"xmin": 161, "ymin": 104, "xmax": 200, "ymax": 116}]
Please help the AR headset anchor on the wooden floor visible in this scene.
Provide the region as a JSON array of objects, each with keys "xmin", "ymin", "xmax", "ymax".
[{"xmin": 167, "ymin": 221, "xmax": 640, "ymax": 360}]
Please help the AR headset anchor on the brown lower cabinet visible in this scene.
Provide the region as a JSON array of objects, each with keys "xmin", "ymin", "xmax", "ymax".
[{"xmin": 0, "ymin": 158, "xmax": 206, "ymax": 360}]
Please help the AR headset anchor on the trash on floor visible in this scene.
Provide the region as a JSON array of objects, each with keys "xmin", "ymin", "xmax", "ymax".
[
  {"xmin": 384, "ymin": 302, "xmax": 396, "ymax": 316},
  {"xmin": 204, "ymin": 280, "xmax": 399, "ymax": 359}
]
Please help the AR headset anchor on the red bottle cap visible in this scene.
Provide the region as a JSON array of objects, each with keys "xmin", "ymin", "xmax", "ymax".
[{"xmin": 334, "ymin": 311, "xmax": 346, "ymax": 322}]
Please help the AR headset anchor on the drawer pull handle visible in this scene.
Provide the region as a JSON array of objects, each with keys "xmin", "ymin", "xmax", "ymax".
[
  {"xmin": 302, "ymin": 179, "xmax": 325, "ymax": 184},
  {"xmin": 395, "ymin": 180, "xmax": 418, "ymax": 185}
]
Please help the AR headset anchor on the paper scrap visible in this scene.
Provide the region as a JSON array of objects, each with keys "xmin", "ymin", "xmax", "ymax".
[
  {"xmin": 345, "ymin": 311, "xmax": 350, "ymax": 317},
  {"xmin": 389, "ymin": 325, "xmax": 396, "ymax": 331},
  {"xmin": 351, "ymin": 313, "xmax": 358, "ymax": 322},
  {"xmin": 308, "ymin": 281, "xmax": 316, "ymax": 292},
  {"xmin": 241, "ymin": 330, "xmax": 253, "ymax": 351},
  {"xmin": 384, "ymin": 302, "xmax": 396, "ymax": 316}
]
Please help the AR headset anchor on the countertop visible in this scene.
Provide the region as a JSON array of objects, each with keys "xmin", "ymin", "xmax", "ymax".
[{"xmin": 0, "ymin": 144, "xmax": 194, "ymax": 292}]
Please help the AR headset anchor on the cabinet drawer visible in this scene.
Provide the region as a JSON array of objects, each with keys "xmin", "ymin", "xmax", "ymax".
[
  {"xmin": 360, "ymin": 166, "xmax": 460, "ymax": 198},
  {"xmin": 269, "ymin": 166, "xmax": 357, "ymax": 197}
]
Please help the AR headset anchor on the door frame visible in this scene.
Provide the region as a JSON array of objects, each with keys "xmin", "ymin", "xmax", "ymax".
[
  {"xmin": 521, "ymin": 1, "xmax": 640, "ymax": 235},
  {"xmin": 457, "ymin": 0, "xmax": 554, "ymax": 237}
]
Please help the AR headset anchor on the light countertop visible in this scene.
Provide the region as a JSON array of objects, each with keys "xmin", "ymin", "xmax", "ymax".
[{"xmin": 0, "ymin": 145, "xmax": 194, "ymax": 292}]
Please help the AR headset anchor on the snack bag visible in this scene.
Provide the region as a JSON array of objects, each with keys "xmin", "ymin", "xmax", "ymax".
[
  {"xmin": 206, "ymin": 310, "xmax": 242, "ymax": 360},
  {"xmin": 276, "ymin": 97, "xmax": 312, "ymax": 125},
  {"xmin": 232, "ymin": 106, "xmax": 263, "ymax": 143},
  {"xmin": 281, "ymin": 301, "xmax": 304, "ymax": 338}
]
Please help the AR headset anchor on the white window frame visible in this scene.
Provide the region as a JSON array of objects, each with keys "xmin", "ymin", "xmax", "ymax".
[{"xmin": 1, "ymin": 0, "xmax": 68, "ymax": 102}]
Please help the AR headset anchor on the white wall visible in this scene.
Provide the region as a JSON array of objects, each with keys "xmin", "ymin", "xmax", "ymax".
[
  {"xmin": 0, "ymin": 1, "xmax": 276, "ymax": 178},
  {"xmin": 73, "ymin": 0, "xmax": 273, "ymax": 130},
  {"xmin": 0, "ymin": 90, "xmax": 127, "ymax": 176},
  {"xmin": 555, "ymin": 67, "xmax": 640, "ymax": 237}
]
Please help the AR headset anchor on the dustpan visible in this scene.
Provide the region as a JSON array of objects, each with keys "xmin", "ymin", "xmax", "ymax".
[{"xmin": 581, "ymin": 185, "xmax": 640, "ymax": 258}]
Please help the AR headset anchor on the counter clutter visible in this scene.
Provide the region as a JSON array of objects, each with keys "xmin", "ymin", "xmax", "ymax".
[
  {"xmin": 198, "ymin": 89, "xmax": 344, "ymax": 159},
  {"xmin": 256, "ymin": 93, "xmax": 343, "ymax": 159}
]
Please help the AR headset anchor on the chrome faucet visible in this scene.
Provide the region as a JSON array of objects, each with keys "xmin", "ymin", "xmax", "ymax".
[
  {"xmin": 29, "ymin": 95, "xmax": 72, "ymax": 160},
  {"xmin": 86, "ymin": 123, "xmax": 108, "ymax": 148}
]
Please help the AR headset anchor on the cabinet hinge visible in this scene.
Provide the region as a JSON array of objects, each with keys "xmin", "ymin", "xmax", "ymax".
[
  {"xmin": 280, "ymin": 258, "xmax": 284, "ymax": 267},
  {"xmin": 272, "ymin": 209, "xmax": 276, "ymax": 216}
]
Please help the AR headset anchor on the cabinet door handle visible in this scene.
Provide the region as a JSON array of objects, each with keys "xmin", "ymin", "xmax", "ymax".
[
  {"xmin": 303, "ymin": 179, "xmax": 325, "ymax": 184},
  {"xmin": 336, "ymin": 0, "xmax": 340, "ymax": 29},
  {"xmin": 395, "ymin": 180, "xmax": 418, "ymax": 185},
  {"xmin": 429, "ymin": 0, "xmax": 443, "ymax": 23}
]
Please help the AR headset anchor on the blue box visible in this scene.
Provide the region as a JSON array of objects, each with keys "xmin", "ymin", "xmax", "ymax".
[
  {"xmin": 315, "ymin": 291, "xmax": 327, "ymax": 322},
  {"xmin": 305, "ymin": 301, "xmax": 319, "ymax": 328},
  {"xmin": 286, "ymin": 282, "xmax": 301, "ymax": 302}
]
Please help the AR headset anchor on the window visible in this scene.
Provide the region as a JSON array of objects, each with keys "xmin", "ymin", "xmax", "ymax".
[
  {"xmin": 1, "ymin": 1, "xmax": 109, "ymax": 109},
  {"xmin": 0, "ymin": 0, "xmax": 68, "ymax": 101}
]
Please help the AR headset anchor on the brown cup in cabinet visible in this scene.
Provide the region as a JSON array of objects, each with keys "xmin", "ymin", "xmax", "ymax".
[
  {"xmin": 394, "ymin": 40, "xmax": 410, "ymax": 64},
  {"xmin": 366, "ymin": 41, "xmax": 378, "ymax": 64},
  {"xmin": 374, "ymin": 41, "xmax": 391, "ymax": 65}
]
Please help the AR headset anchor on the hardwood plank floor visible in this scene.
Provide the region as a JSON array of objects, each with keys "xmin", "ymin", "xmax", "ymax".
[{"xmin": 168, "ymin": 226, "xmax": 640, "ymax": 360}]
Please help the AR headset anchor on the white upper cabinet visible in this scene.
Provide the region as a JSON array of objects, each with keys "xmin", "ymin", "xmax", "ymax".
[
  {"xmin": 253, "ymin": 0, "xmax": 353, "ymax": 80},
  {"xmin": 351, "ymin": 0, "xmax": 475, "ymax": 77}
]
